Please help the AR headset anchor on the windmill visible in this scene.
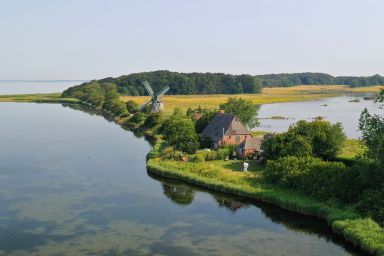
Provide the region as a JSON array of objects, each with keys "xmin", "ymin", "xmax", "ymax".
[{"xmin": 139, "ymin": 81, "xmax": 170, "ymax": 112}]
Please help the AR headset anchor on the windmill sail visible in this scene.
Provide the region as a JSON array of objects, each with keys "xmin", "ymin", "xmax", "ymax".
[
  {"xmin": 138, "ymin": 99, "xmax": 152, "ymax": 110},
  {"xmin": 140, "ymin": 80, "xmax": 169, "ymax": 112},
  {"xmin": 156, "ymin": 86, "xmax": 170, "ymax": 100},
  {"xmin": 143, "ymin": 81, "xmax": 154, "ymax": 96}
]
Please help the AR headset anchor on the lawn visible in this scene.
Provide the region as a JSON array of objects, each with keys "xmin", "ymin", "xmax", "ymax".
[
  {"xmin": 120, "ymin": 85, "xmax": 383, "ymax": 113},
  {"xmin": 207, "ymin": 159, "xmax": 264, "ymax": 173}
]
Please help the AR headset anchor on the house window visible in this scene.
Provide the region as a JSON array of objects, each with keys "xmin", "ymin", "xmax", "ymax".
[{"xmin": 236, "ymin": 136, "xmax": 240, "ymax": 143}]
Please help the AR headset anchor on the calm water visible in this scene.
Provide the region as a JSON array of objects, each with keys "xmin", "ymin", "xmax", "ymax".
[
  {"xmin": 0, "ymin": 81, "xmax": 85, "ymax": 95},
  {"xmin": 0, "ymin": 102, "xmax": 365, "ymax": 255},
  {"xmin": 258, "ymin": 95, "xmax": 381, "ymax": 138}
]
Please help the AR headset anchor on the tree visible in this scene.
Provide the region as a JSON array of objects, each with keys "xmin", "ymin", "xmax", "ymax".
[
  {"xmin": 102, "ymin": 99, "xmax": 127, "ymax": 116},
  {"xmin": 83, "ymin": 88, "xmax": 104, "ymax": 107},
  {"xmin": 288, "ymin": 120, "xmax": 346, "ymax": 160},
  {"xmin": 261, "ymin": 120, "xmax": 346, "ymax": 161},
  {"xmin": 219, "ymin": 97, "xmax": 259, "ymax": 129},
  {"xmin": 126, "ymin": 100, "xmax": 139, "ymax": 114},
  {"xmin": 103, "ymin": 83, "xmax": 119, "ymax": 100},
  {"xmin": 194, "ymin": 109, "xmax": 216, "ymax": 133},
  {"xmin": 359, "ymin": 89, "xmax": 384, "ymax": 167},
  {"xmin": 144, "ymin": 112, "xmax": 165, "ymax": 128},
  {"xmin": 130, "ymin": 112, "xmax": 146, "ymax": 124},
  {"xmin": 163, "ymin": 114, "xmax": 199, "ymax": 154},
  {"xmin": 280, "ymin": 135, "xmax": 313, "ymax": 157}
]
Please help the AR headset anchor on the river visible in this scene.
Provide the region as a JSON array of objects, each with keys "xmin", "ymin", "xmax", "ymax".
[
  {"xmin": 257, "ymin": 94, "xmax": 380, "ymax": 138},
  {"xmin": 0, "ymin": 102, "xmax": 366, "ymax": 255}
]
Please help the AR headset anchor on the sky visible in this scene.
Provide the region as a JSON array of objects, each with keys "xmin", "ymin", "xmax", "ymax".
[{"xmin": 0, "ymin": 0, "xmax": 383, "ymax": 80}]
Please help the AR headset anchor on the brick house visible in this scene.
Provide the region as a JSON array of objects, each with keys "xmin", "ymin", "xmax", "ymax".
[
  {"xmin": 202, "ymin": 111, "xmax": 253, "ymax": 148},
  {"xmin": 236, "ymin": 136, "xmax": 263, "ymax": 159}
]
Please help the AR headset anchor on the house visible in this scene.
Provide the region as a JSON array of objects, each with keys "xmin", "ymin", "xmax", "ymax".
[
  {"xmin": 237, "ymin": 136, "xmax": 263, "ymax": 159},
  {"xmin": 202, "ymin": 110, "xmax": 253, "ymax": 148}
]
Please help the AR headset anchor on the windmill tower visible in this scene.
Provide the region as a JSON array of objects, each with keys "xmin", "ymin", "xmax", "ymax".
[{"xmin": 139, "ymin": 81, "xmax": 170, "ymax": 112}]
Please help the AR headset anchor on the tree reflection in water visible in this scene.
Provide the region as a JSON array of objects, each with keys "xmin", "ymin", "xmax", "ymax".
[{"xmin": 162, "ymin": 182, "xmax": 195, "ymax": 206}]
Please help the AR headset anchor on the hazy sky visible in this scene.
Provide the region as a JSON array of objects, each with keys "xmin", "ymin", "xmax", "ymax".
[{"xmin": 1, "ymin": 0, "xmax": 383, "ymax": 80}]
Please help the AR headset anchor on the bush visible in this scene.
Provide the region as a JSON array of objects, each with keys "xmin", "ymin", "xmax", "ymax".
[
  {"xmin": 102, "ymin": 99, "xmax": 128, "ymax": 116},
  {"xmin": 290, "ymin": 120, "xmax": 346, "ymax": 160},
  {"xmin": 161, "ymin": 146, "xmax": 184, "ymax": 161},
  {"xmin": 189, "ymin": 153, "xmax": 205, "ymax": 163},
  {"xmin": 130, "ymin": 112, "xmax": 147, "ymax": 124},
  {"xmin": 126, "ymin": 100, "xmax": 139, "ymax": 114},
  {"xmin": 162, "ymin": 115, "xmax": 199, "ymax": 154},
  {"xmin": 144, "ymin": 112, "xmax": 164, "ymax": 128},
  {"xmin": 261, "ymin": 120, "xmax": 346, "ymax": 161},
  {"xmin": 357, "ymin": 188, "xmax": 384, "ymax": 226},
  {"xmin": 192, "ymin": 148, "xmax": 230, "ymax": 161},
  {"xmin": 265, "ymin": 156, "xmax": 347, "ymax": 200}
]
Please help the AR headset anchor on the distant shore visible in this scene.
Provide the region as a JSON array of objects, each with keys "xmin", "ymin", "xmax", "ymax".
[{"xmin": 1, "ymin": 85, "xmax": 381, "ymax": 112}]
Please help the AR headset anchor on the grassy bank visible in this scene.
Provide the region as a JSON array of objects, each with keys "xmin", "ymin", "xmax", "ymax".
[
  {"xmin": 121, "ymin": 85, "xmax": 383, "ymax": 113},
  {"xmin": 0, "ymin": 93, "xmax": 79, "ymax": 103},
  {"xmin": 147, "ymin": 139, "xmax": 384, "ymax": 255}
]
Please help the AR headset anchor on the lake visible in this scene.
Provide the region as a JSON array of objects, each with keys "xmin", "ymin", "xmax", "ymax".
[
  {"xmin": 0, "ymin": 102, "xmax": 366, "ymax": 255},
  {"xmin": 0, "ymin": 81, "xmax": 85, "ymax": 95},
  {"xmin": 257, "ymin": 94, "xmax": 381, "ymax": 138}
]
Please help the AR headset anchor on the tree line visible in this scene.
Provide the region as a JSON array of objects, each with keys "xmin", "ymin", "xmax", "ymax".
[
  {"xmin": 257, "ymin": 73, "xmax": 384, "ymax": 87},
  {"xmin": 63, "ymin": 70, "xmax": 262, "ymax": 98},
  {"xmin": 62, "ymin": 71, "xmax": 384, "ymax": 99}
]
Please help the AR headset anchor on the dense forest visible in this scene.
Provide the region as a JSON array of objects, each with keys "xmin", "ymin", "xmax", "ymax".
[
  {"xmin": 257, "ymin": 73, "xmax": 384, "ymax": 87},
  {"xmin": 63, "ymin": 71, "xmax": 262, "ymax": 98},
  {"xmin": 62, "ymin": 71, "xmax": 384, "ymax": 99}
]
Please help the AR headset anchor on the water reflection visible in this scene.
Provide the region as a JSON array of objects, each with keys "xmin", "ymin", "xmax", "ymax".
[
  {"xmin": 0, "ymin": 102, "xmax": 368, "ymax": 255},
  {"xmin": 150, "ymin": 174, "xmax": 365, "ymax": 255}
]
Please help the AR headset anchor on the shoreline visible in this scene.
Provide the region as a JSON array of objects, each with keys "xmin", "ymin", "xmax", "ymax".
[
  {"xmin": 1, "ymin": 89, "xmax": 383, "ymax": 255},
  {"xmin": 147, "ymin": 159, "xmax": 384, "ymax": 255},
  {"xmin": 145, "ymin": 138, "xmax": 384, "ymax": 256}
]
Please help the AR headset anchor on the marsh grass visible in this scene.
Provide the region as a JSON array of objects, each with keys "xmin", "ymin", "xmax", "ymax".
[
  {"xmin": 0, "ymin": 93, "xmax": 79, "ymax": 103},
  {"xmin": 121, "ymin": 85, "xmax": 383, "ymax": 113},
  {"xmin": 340, "ymin": 139, "xmax": 366, "ymax": 159}
]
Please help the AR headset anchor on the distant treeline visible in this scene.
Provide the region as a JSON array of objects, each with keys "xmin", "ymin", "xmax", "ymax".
[
  {"xmin": 63, "ymin": 71, "xmax": 384, "ymax": 99},
  {"xmin": 257, "ymin": 73, "xmax": 384, "ymax": 87},
  {"xmin": 63, "ymin": 71, "xmax": 262, "ymax": 98}
]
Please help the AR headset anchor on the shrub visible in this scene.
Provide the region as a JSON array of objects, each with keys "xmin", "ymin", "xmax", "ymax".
[
  {"xmin": 289, "ymin": 120, "xmax": 346, "ymax": 160},
  {"xmin": 261, "ymin": 120, "xmax": 346, "ymax": 161},
  {"xmin": 357, "ymin": 188, "xmax": 384, "ymax": 226},
  {"xmin": 162, "ymin": 115, "xmax": 199, "ymax": 154},
  {"xmin": 189, "ymin": 153, "xmax": 205, "ymax": 163},
  {"xmin": 130, "ymin": 112, "xmax": 147, "ymax": 124},
  {"xmin": 265, "ymin": 156, "xmax": 347, "ymax": 200},
  {"xmin": 126, "ymin": 100, "xmax": 139, "ymax": 114},
  {"xmin": 102, "ymin": 99, "xmax": 128, "ymax": 116},
  {"xmin": 161, "ymin": 146, "xmax": 184, "ymax": 161},
  {"xmin": 144, "ymin": 112, "xmax": 165, "ymax": 128},
  {"xmin": 280, "ymin": 135, "xmax": 313, "ymax": 157}
]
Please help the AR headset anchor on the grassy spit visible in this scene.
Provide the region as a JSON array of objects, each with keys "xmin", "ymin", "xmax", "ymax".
[
  {"xmin": 147, "ymin": 139, "xmax": 384, "ymax": 255},
  {"xmin": 121, "ymin": 85, "xmax": 383, "ymax": 113},
  {"xmin": 0, "ymin": 93, "xmax": 79, "ymax": 103}
]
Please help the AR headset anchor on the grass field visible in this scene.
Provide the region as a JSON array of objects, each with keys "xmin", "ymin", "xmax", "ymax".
[
  {"xmin": 0, "ymin": 93, "xmax": 79, "ymax": 103},
  {"xmin": 339, "ymin": 139, "xmax": 366, "ymax": 159},
  {"xmin": 120, "ymin": 85, "xmax": 383, "ymax": 113}
]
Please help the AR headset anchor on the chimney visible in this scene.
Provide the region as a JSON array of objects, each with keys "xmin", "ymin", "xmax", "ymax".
[{"xmin": 219, "ymin": 109, "xmax": 225, "ymax": 114}]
